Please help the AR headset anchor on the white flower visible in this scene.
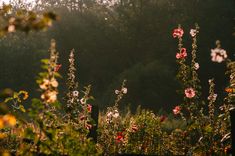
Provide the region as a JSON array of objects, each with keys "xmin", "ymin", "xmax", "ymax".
[
  {"xmin": 122, "ymin": 88, "xmax": 128, "ymax": 94},
  {"xmin": 115, "ymin": 90, "xmax": 119, "ymax": 95},
  {"xmin": 208, "ymin": 94, "xmax": 217, "ymax": 102},
  {"xmin": 190, "ymin": 29, "xmax": 197, "ymax": 37},
  {"xmin": 73, "ymin": 90, "xmax": 79, "ymax": 97},
  {"xmin": 211, "ymin": 48, "xmax": 227, "ymax": 63},
  {"xmin": 113, "ymin": 110, "xmax": 119, "ymax": 118},
  {"xmin": 194, "ymin": 62, "xmax": 200, "ymax": 70}
]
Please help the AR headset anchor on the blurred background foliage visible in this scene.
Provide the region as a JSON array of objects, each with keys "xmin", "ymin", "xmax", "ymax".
[{"xmin": 0, "ymin": 0, "xmax": 234, "ymax": 112}]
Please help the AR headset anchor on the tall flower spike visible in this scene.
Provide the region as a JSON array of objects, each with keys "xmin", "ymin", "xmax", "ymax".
[
  {"xmin": 65, "ymin": 49, "xmax": 80, "ymax": 117},
  {"xmin": 39, "ymin": 39, "xmax": 59, "ymax": 104}
]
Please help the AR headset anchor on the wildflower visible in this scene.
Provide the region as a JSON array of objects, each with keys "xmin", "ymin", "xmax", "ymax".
[
  {"xmin": 211, "ymin": 48, "xmax": 227, "ymax": 63},
  {"xmin": 115, "ymin": 90, "xmax": 119, "ymax": 94},
  {"xmin": 131, "ymin": 124, "xmax": 138, "ymax": 132},
  {"xmin": 113, "ymin": 110, "xmax": 119, "ymax": 118},
  {"xmin": 122, "ymin": 87, "xmax": 128, "ymax": 94},
  {"xmin": 73, "ymin": 91, "xmax": 79, "ymax": 97},
  {"xmin": 208, "ymin": 94, "xmax": 217, "ymax": 102},
  {"xmin": 173, "ymin": 106, "xmax": 181, "ymax": 115},
  {"xmin": 176, "ymin": 48, "xmax": 187, "ymax": 59},
  {"xmin": 8, "ymin": 25, "xmax": 15, "ymax": 33},
  {"xmin": 51, "ymin": 78, "xmax": 58, "ymax": 88},
  {"xmin": 172, "ymin": 28, "xmax": 184, "ymax": 38},
  {"xmin": 0, "ymin": 119, "xmax": 4, "ymax": 129},
  {"xmin": 190, "ymin": 29, "xmax": 197, "ymax": 37},
  {"xmin": 39, "ymin": 79, "xmax": 50, "ymax": 90},
  {"xmin": 225, "ymin": 88, "xmax": 233, "ymax": 93},
  {"xmin": 3, "ymin": 114, "xmax": 16, "ymax": 127},
  {"xmin": 85, "ymin": 123, "xmax": 92, "ymax": 130},
  {"xmin": 185, "ymin": 88, "xmax": 196, "ymax": 98},
  {"xmin": 41, "ymin": 91, "xmax": 57, "ymax": 103},
  {"xmin": 87, "ymin": 104, "xmax": 92, "ymax": 113},
  {"xmin": 54, "ymin": 64, "xmax": 62, "ymax": 72},
  {"xmin": 80, "ymin": 115, "xmax": 86, "ymax": 121},
  {"xmin": 116, "ymin": 132, "xmax": 124, "ymax": 142},
  {"xmin": 194, "ymin": 62, "xmax": 200, "ymax": 70},
  {"xmin": 80, "ymin": 98, "xmax": 86, "ymax": 104},
  {"xmin": 22, "ymin": 91, "xmax": 29, "ymax": 100},
  {"xmin": 160, "ymin": 115, "xmax": 167, "ymax": 122}
]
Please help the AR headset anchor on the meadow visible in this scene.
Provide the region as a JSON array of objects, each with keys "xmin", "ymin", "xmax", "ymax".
[{"xmin": 0, "ymin": 1, "xmax": 234, "ymax": 155}]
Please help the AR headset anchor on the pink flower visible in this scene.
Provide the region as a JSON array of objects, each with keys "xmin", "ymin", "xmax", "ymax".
[
  {"xmin": 176, "ymin": 48, "xmax": 187, "ymax": 59},
  {"xmin": 211, "ymin": 48, "xmax": 227, "ymax": 63},
  {"xmin": 173, "ymin": 106, "xmax": 181, "ymax": 115},
  {"xmin": 85, "ymin": 123, "xmax": 92, "ymax": 130},
  {"xmin": 185, "ymin": 88, "xmax": 196, "ymax": 98},
  {"xmin": 87, "ymin": 104, "xmax": 92, "ymax": 113},
  {"xmin": 131, "ymin": 125, "xmax": 138, "ymax": 132},
  {"xmin": 172, "ymin": 28, "xmax": 184, "ymax": 38},
  {"xmin": 54, "ymin": 64, "xmax": 62, "ymax": 72}
]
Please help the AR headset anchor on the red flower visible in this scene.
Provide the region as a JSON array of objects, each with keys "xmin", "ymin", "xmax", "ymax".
[
  {"xmin": 172, "ymin": 28, "xmax": 184, "ymax": 38},
  {"xmin": 87, "ymin": 104, "xmax": 92, "ymax": 113},
  {"xmin": 116, "ymin": 132, "xmax": 124, "ymax": 142},
  {"xmin": 173, "ymin": 106, "xmax": 181, "ymax": 115},
  {"xmin": 160, "ymin": 115, "xmax": 167, "ymax": 122},
  {"xmin": 54, "ymin": 64, "xmax": 62, "ymax": 72}
]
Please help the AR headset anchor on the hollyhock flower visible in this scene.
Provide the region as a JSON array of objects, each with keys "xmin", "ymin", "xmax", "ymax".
[
  {"xmin": 87, "ymin": 104, "xmax": 92, "ymax": 113},
  {"xmin": 73, "ymin": 91, "xmax": 79, "ymax": 97},
  {"xmin": 173, "ymin": 106, "xmax": 181, "ymax": 115},
  {"xmin": 176, "ymin": 48, "xmax": 187, "ymax": 59},
  {"xmin": 190, "ymin": 29, "xmax": 197, "ymax": 37},
  {"xmin": 185, "ymin": 88, "xmax": 196, "ymax": 98},
  {"xmin": 8, "ymin": 25, "xmax": 15, "ymax": 33},
  {"xmin": 54, "ymin": 64, "xmax": 62, "ymax": 72},
  {"xmin": 85, "ymin": 123, "xmax": 92, "ymax": 130},
  {"xmin": 172, "ymin": 28, "xmax": 184, "ymax": 38},
  {"xmin": 39, "ymin": 79, "xmax": 50, "ymax": 90},
  {"xmin": 194, "ymin": 62, "xmax": 200, "ymax": 70},
  {"xmin": 160, "ymin": 115, "xmax": 167, "ymax": 122},
  {"xmin": 116, "ymin": 132, "xmax": 124, "ymax": 142},
  {"xmin": 41, "ymin": 91, "xmax": 57, "ymax": 103},
  {"xmin": 122, "ymin": 87, "xmax": 128, "ymax": 94},
  {"xmin": 208, "ymin": 94, "xmax": 217, "ymax": 102},
  {"xmin": 51, "ymin": 78, "xmax": 58, "ymax": 88},
  {"xmin": 211, "ymin": 48, "xmax": 227, "ymax": 63},
  {"xmin": 80, "ymin": 115, "xmax": 86, "ymax": 121},
  {"xmin": 131, "ymin": 124, "xmax": 138, "ymax": 132},
  {"xmin": 113, "ymin": 110, "xmax": 119, "ymax": 118},
  {"xmin": 80, "ymin": 98, "xmax": 86, "ymax": 104},
  {"xmin": 115, "ymin": 90, "xmax": 119, "ymax": 94}
]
